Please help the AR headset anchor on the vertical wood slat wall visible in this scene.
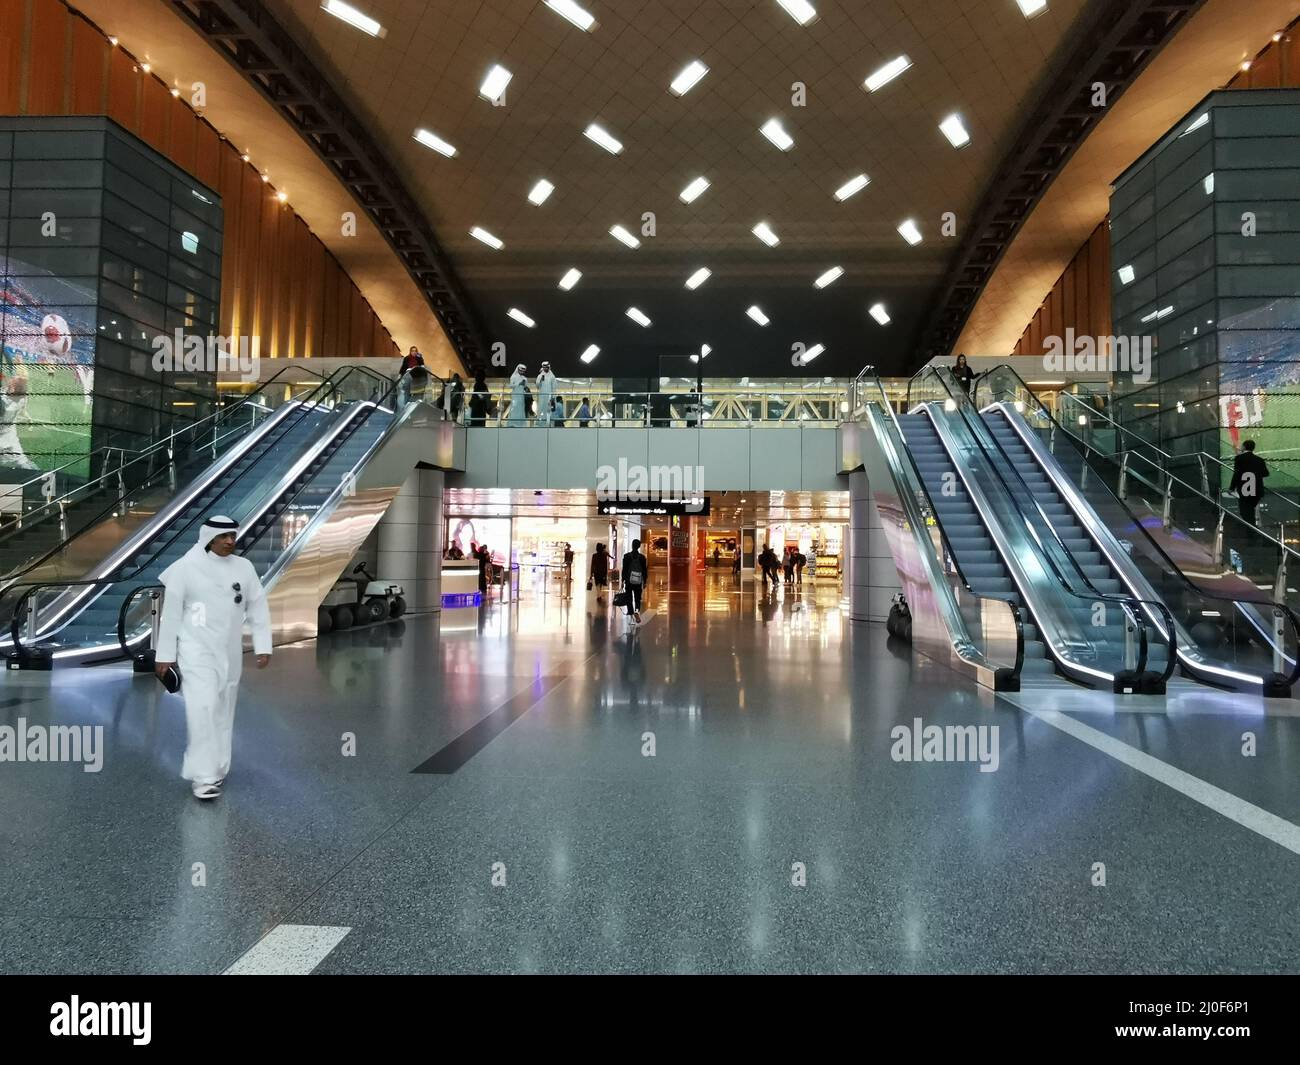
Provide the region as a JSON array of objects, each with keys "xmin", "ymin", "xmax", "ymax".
[
  {"xmin": 0, "ymin": 0, "xmax": 399, "ymax": 360},
  {"xmin": 1010, "ymin": 19, "xmax": 1300, "ymax": 357}
]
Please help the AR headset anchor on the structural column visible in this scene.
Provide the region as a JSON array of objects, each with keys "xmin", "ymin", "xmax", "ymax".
[
  {"xmin": 377, "ymin": 468, "xmax": 445, "ymax": 614},
  {"xmin": 848, "ymin": 469, "xmax": 901, "ymax": 623}
]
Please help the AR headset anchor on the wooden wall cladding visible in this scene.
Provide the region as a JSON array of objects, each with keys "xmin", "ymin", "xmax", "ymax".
[{"xmin": 3, "ymin": 0, "xmax": 398, "ymax": 359}]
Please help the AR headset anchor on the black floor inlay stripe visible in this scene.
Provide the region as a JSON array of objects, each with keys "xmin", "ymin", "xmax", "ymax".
[{"xmin": 411, "ymin": 674, "xmax": 570, "ymax": 774}]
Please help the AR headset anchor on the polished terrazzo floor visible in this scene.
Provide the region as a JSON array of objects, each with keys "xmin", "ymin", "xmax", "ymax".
[{"xmin": 1, "ymin": 571, "xmax": 1298, "ymax": 973}]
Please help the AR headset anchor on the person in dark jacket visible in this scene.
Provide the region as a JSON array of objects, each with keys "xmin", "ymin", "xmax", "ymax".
[
  {"xmin": 477, "ymin": 544, "xmax": 492, "ymax": 596},
  {"xmin": 589, "ymin": 542, "xmax": 610, "ymax": 604},
  {"xmin": 441, "ymin": 373, "xmax": 465, "ymax": 422},
  {"xmin": 620, "ymin": 538, "xmax": 648, "ymax": 623},
  {"xmin": 1230, "ymin": 439, "xmax": 1269, "ymax": 526},
  {"xmin": 951, "ymin": 353, "xmax": 977, "ymax": 396}
]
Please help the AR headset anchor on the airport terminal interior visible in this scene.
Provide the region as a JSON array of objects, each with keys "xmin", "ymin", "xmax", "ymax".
[{"xmin": 1, "ymin": 0, "xmax": 1299, "ymax": 976}]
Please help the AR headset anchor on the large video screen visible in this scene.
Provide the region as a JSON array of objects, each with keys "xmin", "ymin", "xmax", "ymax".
[{"xmin": 0, "ymin": 263, "xmax": 95, "ymax": 480}]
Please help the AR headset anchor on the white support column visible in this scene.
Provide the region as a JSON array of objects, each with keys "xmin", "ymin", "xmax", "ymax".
[
  {"xmin": 848, "ymin": 469, "xmax": 901, "ymax": 624},
  {"xmin": 377, "ymin": 468, "xmax": 445, "ymax": 614}
]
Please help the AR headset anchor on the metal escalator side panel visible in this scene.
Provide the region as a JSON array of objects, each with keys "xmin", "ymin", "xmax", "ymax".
[
  {"xmin": 988, "ymin": 400, "xmax": 1279, "ymax": 693},
  {"xmin": 261, "ymin": 402, "xmax": 462, "ymax": 645},
  {"xmin": 918, "ymin": 402, "xmax": 1119, "ymax": 688},
  {"xmin": 859, "ymin": 404, "xmax": 1020, "ymax": 689}
]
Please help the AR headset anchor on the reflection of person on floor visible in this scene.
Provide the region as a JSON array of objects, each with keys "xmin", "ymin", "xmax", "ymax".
[
  {"xmin": 154, "ymin": 516, "xmax": 271, "ymax": 802},
  {"xmin": 619, "ymin": 624, "xmax": 645, "ymax": 691},
  {"xmin": 1230, "ymin": 439, "xmax": 1269, "ymax": 527},
  {"xmin": 621, "ymin": 538, "xmax": 647, "ymax": 623},
  {"xmin": 758, "ymin": 585, "xmax": 779, "ymax": 625}
]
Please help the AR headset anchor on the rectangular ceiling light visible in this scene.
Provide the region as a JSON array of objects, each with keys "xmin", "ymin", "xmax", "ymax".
[
  {"xmin": 579, "ymin": 343, "xmax": 600, "ymax": 364},
  {"xmin": 685, "ymin": 267, "xmax": 711, "ymax": 289},
  {"xmin": 834, "ymin": 173, "xmax": 870, "ymax": 201},
  {"xmin": 558, "ymin": 268, "xmax": 582, "ymax": 290},
  {"xmin": 814, "ymin": 266, "xmax": 843, "ymax": 288},
  {"xmin": 801, "ymin": 343, "xmax": 825, "ymax": 364},
  {"xmin": 545, "ymin": 0, "xmax": 595, "ymax": 31},
  {"xmin": 670, "ymin": 60, "xmax": 709, "ymax": 96},
  {"xmin": 680, "ymin": 176, "xmax": 710, "ymax": 203},
  {"xmin": 321, "ymin": 0, "xmax": 385, "ymax": 37},
  {"xmin": 751, "ymin": 221, "xmax": 779, "ymax": 246},
  {"xmin": 1117, "ymin": 264, "xmax": 1135, "ymax": 285},
  {"xmin": 1016, "ymin": 0, "xmax": 1048, "ymax": 16},
  {"xmin": 479, "ymin": 64, "xmax": 513, "ymax": 103},
  {"xmin": 897, "ymin": 218, "xmax": 922, "ymax": 245},
  {"xmin": 507, "ymin": 308, "xmax": 536, "ymax": 328},
  {"xmin": 626, "ymin": 307, "xmax": 652, "ymax": 327},
  {"xmin": 528, "ymin": 178, "xmax": 555, "ymax": 205},
  {"xmin": 760, "ymin": 118, "xmax": 794, "ymax": 150},
  {"xmin": 609, "ymin": 224, "xmax": 640, "ymax": 248},
  {"xmin": 413, "ymin": 128, "xmax": 457, "ymax": 157},
  {"xmin": 939, "ymin": 113, "xmax": 971, "ymax": 148},
  {"xmin": 864, "ymin": 55, "xmax": 911, "ymax": 92},
  {"xmin": 470, "ymin": 226, "xmax": 503, "ymax": 249},
  {"xmin": 776, "ymin": 0, "xmax": 817, "ymax": 25},
  {"xmin": 747, "ymin": 305, "xmax": 770, "ymax": 326},
  {"xmin": 868, "ymin": 303, "xmax": 891, "ymax": 325},
  {"xmin": 584, "ymin": 123, "xmax": 623, "ymax": 154}
]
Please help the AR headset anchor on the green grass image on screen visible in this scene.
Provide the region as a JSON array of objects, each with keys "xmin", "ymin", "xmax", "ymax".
[{"xmin": 5, "ymin": 365, "xmax": 92, "ymax": 479}]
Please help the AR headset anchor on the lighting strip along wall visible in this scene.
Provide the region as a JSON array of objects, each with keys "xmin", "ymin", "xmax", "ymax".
[
  {"xmin": 169, "ymin": 0, "xmax": 489, "ymax": 370},
  {"xmin": 915, "ymin": 0, "xmax": 1207, "ymax": 367}
]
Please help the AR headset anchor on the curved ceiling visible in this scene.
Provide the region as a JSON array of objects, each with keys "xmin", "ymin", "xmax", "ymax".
[{"xmin": 261, "ymin": 0, "xmax": 1099, "ymax": 377}]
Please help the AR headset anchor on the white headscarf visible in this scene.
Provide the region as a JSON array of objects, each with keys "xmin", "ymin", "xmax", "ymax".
[{"xmin": 197, "ymin": 515, "xmax": 240, "ymax": 551}]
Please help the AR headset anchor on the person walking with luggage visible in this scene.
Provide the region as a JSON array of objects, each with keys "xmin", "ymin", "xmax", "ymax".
[
  {"xmin": 620, "ymin": 538, "xmax": 648, "ymax": 624},
  {"xmin": 589, "ymin": 542, "xmax": 610, "ymax": 604}
]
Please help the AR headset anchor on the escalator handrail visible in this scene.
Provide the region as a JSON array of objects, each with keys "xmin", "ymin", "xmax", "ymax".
[
  {"xmin": 7, "ymin": 577, "xmax": 118, "ymax": 656},
  {"xmin": 913, "ymin": 365, "xmax": 1168, "ymax": 682},
  {"xmin": 859, "ymin": 367, "xmax": 1025, "ymax": 681},
  {"xmin": 117, "ymin": 583, "xmax": 163, "ymax": 658},
  {"xmin": 977, "ymin": 364, "xmax": 1300, "ymax": 689},
  {"xmin": 0, "ymin": 364, "xmax": 328, "ymax": 556}
]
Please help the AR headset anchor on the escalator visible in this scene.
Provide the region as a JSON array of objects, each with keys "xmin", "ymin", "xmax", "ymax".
[
  {"xmin": 899, "ymin": 366, "xmax": 1175, "ymax": 692},
  {"xmin": 976, "ymin": 365, "xmax": 1299, "ymax": 696},
  {"xmin": 3, "ymin": 366, "xmax": 400, "ymax": 664}
]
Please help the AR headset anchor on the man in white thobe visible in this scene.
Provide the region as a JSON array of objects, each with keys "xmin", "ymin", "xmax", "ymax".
[
  {"xmin": 154, "ymin": 516, "xmax": 272, "ymax": 800},
  {"xmin": 536, "ymin": 362, "xmax": 556, "ymax": 427}
]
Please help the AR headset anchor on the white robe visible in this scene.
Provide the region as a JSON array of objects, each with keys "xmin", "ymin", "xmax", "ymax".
[
  {"xmin": 536, "ymin": 371, "xmax": 556, "ymax": 426},
  {"xmin": 156, "ymin": 546, "xmax": 272, "ymax": 785},
  {"xmin": 508, "ymin": 371, "xmax": 527, "ymax": 425}
]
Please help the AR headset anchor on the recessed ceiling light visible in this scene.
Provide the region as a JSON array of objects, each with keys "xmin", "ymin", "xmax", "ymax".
[
  {"xmin": 584, "ymin": 123, "xmax": 623, "ymax": 154},
  {"xmin": 680, "ymin": 176, "xmax": 710, "ymax": 203},
  {"xmin": 479, "ymin": 64, "xmax": 512, "ymax": 103},
  {"xmin": 626, "ymin": 307, "xmax": 652, "ymax": 327},
  {"xmin": 470, "ymin": 226, "xmax": 503, "ymax": 249},
  {"xmin": 527, "ymin": 178, "xmax": 554, "ymax": 205},
  {"xmin": 868, "ymin": 303, "xmax": 890, "ymax": 325},
  {"xmin": 751, "ymin": 221, "xmax": 779, "ymax": 246},
  {"xmin": 799, "ymin": 343, "xmax": 825, "ymax": 365},
  {"xmin": 746, "ymin": 305, "xmax": 770, "ymax": 326},
  {"xmin": 413, "ymin": 128, "xmax": 457, "ymax": 157},
  {"xmin": 814, "ymin": 266, "xmax": 843, "ymax": 288},
  {"xmin": 1240, "ymin": 60, "xmax": 1252, "ymax": 72},
  {"xmin": 141, "ymin": 62, "xmax": 151, "ymax": 72},
  {"xmin": 321, "ymin": 0, "xmax": 386, "ymax": 37},
  {"xmin": 864, "ymin": 55, "xmax": 911, "ymax": 92},
  {"xmin": 1015, "ymin": 0, "xmax": 1047, "ymax": 17},
  {"xmin": 545, "ymin": 0, "xmax": 595, "ymax": 31},
  {"xmin": 559, "ymin": 268, "xmax": 582, "ymax": 290},
  {"xmin": 108, "ymin": 36, "xmax": 118, "ymax": 45},
  {"xmin": 760, "ymin": 118, "xmax": 794, "ymax": 151},
  {"xmin": 670, "ymin": 60, "xmax": 709, "ymax": 96},
  {"xmin": 685, "ymin": 267, "xmax": 711, "ymax": 289},
  {"xmin": 897, "ymin": 219, "xmax": 922, "ymax": 245},
  {"xmin": 1118, "ymin": 264, "xmax": 1135, "ymax": 284},
  {"xmin": 939, "ymin": 113, "xmax": 970, "ymax": 148},
  {"xmin": 776, "ymin": 0, "xmax": 817, "ymax": 26},
  {"xmin": 579, "ymin": 343, "xmax": 600, "ymax": 364},
  {"xmin": 609, "ymin": 224, "xmax": 640, "ymax": 248},
  {"xmin": 276, "ymin": 190, "xmax": 288, "ymax": 203},
  {"xmin": 834, "ymin": 174, "xmax": 870, "ymax": 201},
  {"xmin": 507, "ymin": 308, "xmax": 536, "ymax": 328}
]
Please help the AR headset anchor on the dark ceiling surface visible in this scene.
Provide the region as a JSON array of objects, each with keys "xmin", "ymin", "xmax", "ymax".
[{"xmin": 264, "ymin": 0, "xmax": 1095, "ymax": 376}]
